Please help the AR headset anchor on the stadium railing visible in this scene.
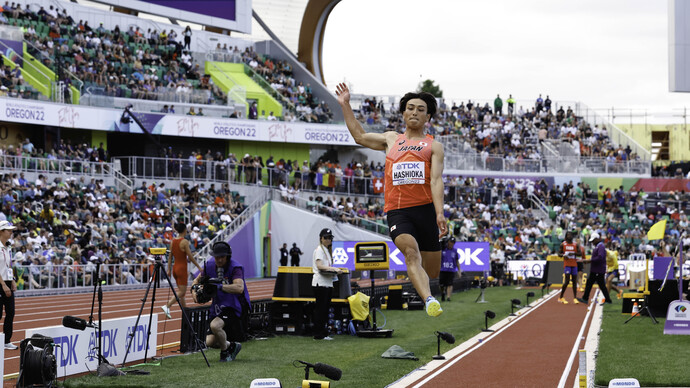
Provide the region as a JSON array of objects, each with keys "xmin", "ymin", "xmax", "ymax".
[
  {"xmin": 80, "ymin": 89, "xmax": 237, "ymax": 118},
  {"xmin": 15, "ymin": 263, "xmax": 154, "ymax": 291},
  {"xmin": 115, "ymin": 156, "xmax": 387, "ymax": 197},
  {"xmin": 193, "ymin": 188, "xmax": 272, "ymax": 261},
  {"xmin": 0, "ymin": 154, "xmax": 133, "ymax": 192},
  {"xmin": 443, "ymin": 152, "xmax": 650, "ymax": 175}
]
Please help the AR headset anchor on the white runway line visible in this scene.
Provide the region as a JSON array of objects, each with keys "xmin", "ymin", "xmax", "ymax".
[
  {"xmin": 557, "ymin": 290, "xmax": 599, "ymax": 388},
  {"xmin": 388, "ymin": 290, "xmax": 558, "ymax": 388}
]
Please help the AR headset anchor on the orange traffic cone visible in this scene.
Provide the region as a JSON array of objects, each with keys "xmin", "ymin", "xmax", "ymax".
[{"xmin": 631, "ymin": 302, "xmax": 639, "ymax": 317}]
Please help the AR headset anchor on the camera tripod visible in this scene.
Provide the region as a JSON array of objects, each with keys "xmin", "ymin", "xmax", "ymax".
[{"xmin": 121, "ymin": 251, "xmax": 210, "ymax": 368}]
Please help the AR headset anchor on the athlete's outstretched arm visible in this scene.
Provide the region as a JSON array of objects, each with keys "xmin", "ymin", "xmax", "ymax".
[
  {"xmin": 336, "ymin": 83, "xmax": 387, "ymax": 150},
  {"xmin": 431, "ymin": 141, "xmax": 448, "ymax": 237}
]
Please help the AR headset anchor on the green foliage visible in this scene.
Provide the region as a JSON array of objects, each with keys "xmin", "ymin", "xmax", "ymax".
[
  {"xmin": 595, "ymin": 298, "xmax": 690, "ymax": 386},
  {"xmin": 417, "ymin": 79, "xmax": 443, "ymax": 98},
  {"xmin": 64, "ymin": 287, "xmax": 530, "ymax": 388}
]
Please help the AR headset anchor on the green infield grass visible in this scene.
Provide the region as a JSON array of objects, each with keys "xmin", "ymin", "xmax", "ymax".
[
  {"xmin": 595, "ymin": 293, "xmax": 690, "ymax": 387},
  {"xmin": 63, "ymin": 286, "xmax": 537, "ymax": 388}
]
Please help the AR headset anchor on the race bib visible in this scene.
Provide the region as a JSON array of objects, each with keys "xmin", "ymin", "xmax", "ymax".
[{"xmin": 392, "ymin": 162, "xmax": 425, "ymax": 186}]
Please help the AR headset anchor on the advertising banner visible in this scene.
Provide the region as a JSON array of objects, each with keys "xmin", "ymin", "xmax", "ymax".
[
  {"xmin": 331, "ymin": 241, "xmax": 490, "ymax": 272},
  {"xmin": 664, "ymin": 300, "xmax": 690, "ymax": 335},
  {"xmin": 24, "ymin": 314, "xmax": 158, "ymax": 377},
  {"xmin": 0, "ymin": 98, "xmax": 358, "ymax": 146}
]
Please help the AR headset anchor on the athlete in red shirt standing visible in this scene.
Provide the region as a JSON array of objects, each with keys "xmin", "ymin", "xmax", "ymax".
[
  {"xmin": 336, "ymin": 83, "xmax": 447, "ymax": 317},
  {"xmin": 559, "ymin": 231, "xmax": 584, "ymax": 304}
]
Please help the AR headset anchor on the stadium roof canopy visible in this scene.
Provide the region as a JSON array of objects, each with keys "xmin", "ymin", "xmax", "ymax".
[{"xmin": 245, "ymin": 0, "xmax": 341, "ymax": 84}]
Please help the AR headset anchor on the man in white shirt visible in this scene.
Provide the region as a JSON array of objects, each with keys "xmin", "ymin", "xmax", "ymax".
[
  {"xmin": 0, "ymin": 221, "xmax": 17, "ymax": 349},
  {"xmin": 311, "ymin": 228, "xmax": 342, "ymax": 340}
]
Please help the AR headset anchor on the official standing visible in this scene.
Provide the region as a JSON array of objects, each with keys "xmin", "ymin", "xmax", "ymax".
[
  {"xmin": 577, "ymin": 232, "xmax": 613, "ymax": 305},
  {"xmin": 279, "ymin": 243, "xmax": 289, "ymax": 267},
  {"xmin": 0, "ymin": 221, "xmax": 17, "ymax": 350},
  {"xmin": 289, "ymin": 243, "xmax": 303, "ymax": 267},
  {"xmin": 312, "ymin": 228, "xmax": 342, "ymax": 340},
  {"xmin": 439, "ymin": 237, "xmax": 461, "ymax": 301}
]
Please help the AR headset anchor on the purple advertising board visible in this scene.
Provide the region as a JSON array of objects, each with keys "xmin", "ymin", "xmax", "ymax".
[
  {"xmin": 0, "ymin": 38, "xmax": 23, "ymax": 66},
  {"xmin": 139, "ymin": 0, "xmax": 236, "ymax": 21},
  {"xmin": 331, "ymin": 241, "xmax": 490, "ymax": 272}
]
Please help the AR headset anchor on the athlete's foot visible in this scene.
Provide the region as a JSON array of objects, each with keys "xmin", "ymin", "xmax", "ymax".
[
  {"xmin": 161, "ymin": 305, "xmax": 171, "ymax": 319},
  {"xmin": 617, "ymin": 291, "xmax": 622, "ymax": 299},
  {"xmin": 573, "ymin": 298, "xmax": 580, "ymax": 304},
  {"xmin": 425, "ymin": 296, "xmax": 443, "ymax": 317},
  {"xmin": 576, "ymin": 297, "xmax": 587, "ymax": 304},
  {"xmin": 558, "ymin": 297, "xmax": 569, "ymax": 304}
]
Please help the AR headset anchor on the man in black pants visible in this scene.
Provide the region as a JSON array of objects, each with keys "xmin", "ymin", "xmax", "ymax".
[
  {"xmin": 311, "ymin": 229, "xmax": 342, "ymax": 340},
  {"xmin": 0, "ymin": 221, "xmax": 17, "ymax": 350},
  {"xmin": 289, "ymin": 243, "xmax": 303, "ymax": 267},
  {"xmin": 577, "ymin": 232, "xmax": 613, "ymax": 305},
  {"xmin": 279, "ymin": 243, "xmax": 289, "ymax": 267}
]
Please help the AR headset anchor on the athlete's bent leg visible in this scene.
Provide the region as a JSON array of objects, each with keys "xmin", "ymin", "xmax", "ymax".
[
  {"xmin": 420, "ymin": 250, "xmax": 441, "ymax": 279},
  {"xmin": 395, "ymin": 234, "xmax": 431, "ymax": 301}
]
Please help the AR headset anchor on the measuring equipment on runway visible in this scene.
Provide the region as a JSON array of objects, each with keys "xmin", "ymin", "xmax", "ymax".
[{"xmin": 354, "ymin": 242, "xmax": 393, "ymax": 338}]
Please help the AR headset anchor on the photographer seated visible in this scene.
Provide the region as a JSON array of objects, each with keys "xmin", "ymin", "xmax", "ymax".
[{"xmin": 191, "ymin": 241, "xmax": 250, "ymax": 362}]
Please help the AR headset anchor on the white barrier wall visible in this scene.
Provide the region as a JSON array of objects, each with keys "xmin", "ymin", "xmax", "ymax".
[
  {"xmin": 24, "ymin": 315, "xmax": 158, "ymax": 377},
  {"xmin": 506, "ymin": 260, "xmax": 690, "ymax": 282}
]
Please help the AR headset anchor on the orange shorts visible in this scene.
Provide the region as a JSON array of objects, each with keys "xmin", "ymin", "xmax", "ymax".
[{"xmin": 173, "ymin": 266, "xmax": 188, "ymax": 286}]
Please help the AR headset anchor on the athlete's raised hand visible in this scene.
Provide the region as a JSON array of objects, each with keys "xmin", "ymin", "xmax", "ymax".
[{"xmin": 335, "ymin": 83, "xmax": 350, "ymax": 105}]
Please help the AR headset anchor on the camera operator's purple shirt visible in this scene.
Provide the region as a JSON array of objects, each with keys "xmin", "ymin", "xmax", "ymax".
[
  {"xmin": 204, "ymin": 257, "xmax": 251, "ymax": 318},
  {"xmin": 590, "ymin": 242, "xmax": 606, "ymax": 274}
]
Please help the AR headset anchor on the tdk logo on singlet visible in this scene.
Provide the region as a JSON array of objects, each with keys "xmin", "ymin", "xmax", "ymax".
[{"xmin": 396, "ymin": 162, "xmax": 421, "ymax": 170}]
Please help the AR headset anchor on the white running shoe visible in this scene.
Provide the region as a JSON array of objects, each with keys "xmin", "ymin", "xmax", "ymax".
[
  {"xmin": 161, "ymin": 305, "xmax": 171, "ymax": 319},
  {"xmin": 4, "ymin": 343, "xmax": 17, "ymax": 350}
]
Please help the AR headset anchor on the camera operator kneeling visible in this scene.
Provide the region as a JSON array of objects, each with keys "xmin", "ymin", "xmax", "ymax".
[{"xmin": 191, "ymin": 241, "xmax": 251, "ymax": 362}]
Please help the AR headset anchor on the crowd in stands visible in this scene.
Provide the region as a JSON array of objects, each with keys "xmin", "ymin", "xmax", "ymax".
[
  {"xmin": 2, "ymin": 149, "xmax": 248, "ymax": 289},
  {"xmin": 443, "ymin": 177, "xmax": 689, "ymax": 262},
  {"xmin": 356, "ymin": 94, "xmax": 640, "ymax": 165},
  {"xmin": 240, "ymin": 48, "xmax": 334, "ymax": 123},
  {"xmin": 2, "ymin": 1, "xmax": 334, "ymax": 123},
  {"xmin": 3, "ymin": 1, "xmax": 226, "ymax": 105},
  {"xmin": 0, "ymin": 63, "xmax": 35, "ymax": 99}
]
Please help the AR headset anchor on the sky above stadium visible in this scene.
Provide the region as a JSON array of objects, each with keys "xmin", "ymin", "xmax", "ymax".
[{"xmin": 322, "ymin": 0, "xmax": 686, "ymax": 117}]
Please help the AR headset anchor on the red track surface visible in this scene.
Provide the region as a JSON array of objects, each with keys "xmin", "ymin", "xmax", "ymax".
[
  {"xmin": 408, "ymin": 291, "xmax": 597, "ymax": 388},
  {"xmin": 5, "ymin": 283, "xmax": 600, "ymax": 387},
  {"xmin": 2, "ymin": 278, "xmax": 276, "ymax": 385}
]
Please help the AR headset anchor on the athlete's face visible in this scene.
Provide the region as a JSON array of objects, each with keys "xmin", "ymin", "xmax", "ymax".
[{"xmin": 403, "ymin": 98, "xmax": 430, "ymax": 129}]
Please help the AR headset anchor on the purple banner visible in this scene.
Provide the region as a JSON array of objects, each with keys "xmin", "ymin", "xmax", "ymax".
[
  {"xmin": 453, "ymin": 242, "xmax": 491, "ymax": 272},
  {"xmin": 227, "ymin": 216, "xmax": 258, "ymax": 278},
  {"xmin": 653, "ymin": 257, "xmax": 674, "ymax": 280},
  {"xmin": 0, "ymin": 38, "xmax": 23, "ymax": 66},
  {"xmin": 139, "ymin": 0, "xmax": 236, "ymax": 21},
  {"xmin": 330, "ymin": 241, "xmax": 490, "ymax": 272}
]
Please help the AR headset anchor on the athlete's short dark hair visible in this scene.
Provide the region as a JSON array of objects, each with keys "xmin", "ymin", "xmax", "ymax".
[
  {"xmin": 399, "ymin": 92, "xmax": 437, "ymax": 118},
  {"xmin": 175, "ymin": 223, "xmax": 186, "ymax": 234}
]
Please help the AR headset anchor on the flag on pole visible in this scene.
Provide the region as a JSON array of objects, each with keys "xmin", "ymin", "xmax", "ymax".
[
  {"xmin": 315, "ymin": 173, "xmax": 323, "ymax": 186},
  {"xmin": 647, "ymin": 219, "xmax": 666, "ymax": 241}
]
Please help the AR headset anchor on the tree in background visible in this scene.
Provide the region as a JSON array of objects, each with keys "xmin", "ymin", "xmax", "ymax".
[{"xmin": 417, "ymin": 79, "xmax": 443, "ymax": 98}]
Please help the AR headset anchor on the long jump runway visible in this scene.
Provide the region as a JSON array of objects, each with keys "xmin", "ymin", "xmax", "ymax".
[
  {"xmin": 2, "ymin": 279, "xmax": 276, "ymax": 381},
  {"xmin": 393, "ymin": 290, "xmax": 600, "ymax": 388}
]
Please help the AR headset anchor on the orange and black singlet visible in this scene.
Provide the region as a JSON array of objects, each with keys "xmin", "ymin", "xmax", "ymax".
[{"xmin": 384, "ymin": 133, "xmax": 434, "ymax": 212}]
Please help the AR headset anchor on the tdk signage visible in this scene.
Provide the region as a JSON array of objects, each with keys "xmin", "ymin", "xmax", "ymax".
[
  {"xmin": 26, "ymin": 314, "xmax": 158, "ymax": 377},
  {"xmin": 332, "ymin": 241, "xmax": 490, "ymax": 272},
  {"xmin": 454, "ymin": 242, "xmax": 490, "ymax": 272}
]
